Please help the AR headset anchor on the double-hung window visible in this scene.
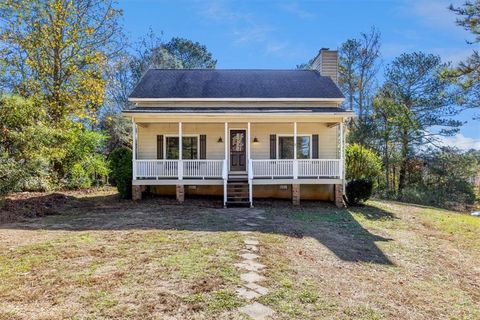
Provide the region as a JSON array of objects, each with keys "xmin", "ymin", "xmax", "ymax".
[
  {"xmin": 278, "ymin": 136, "xmax": 311, "ymax": 159},
  {"xmin": 165, "ymin": 136, "xmax": 199, "ymax": 159}
]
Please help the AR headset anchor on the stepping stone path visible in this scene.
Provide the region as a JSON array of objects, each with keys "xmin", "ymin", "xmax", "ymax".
[{"xmin": 229, "ymin": 208, "xmax": 275, "ymax": 320}]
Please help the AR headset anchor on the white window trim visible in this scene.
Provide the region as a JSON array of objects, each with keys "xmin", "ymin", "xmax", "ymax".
[
  {"xmin": 164, "ymin": 134, "xmax": 200, "ymax": 160},
  {"xmin": 277, "ymin": 134, "xmax": 312, "ymax": 159}
]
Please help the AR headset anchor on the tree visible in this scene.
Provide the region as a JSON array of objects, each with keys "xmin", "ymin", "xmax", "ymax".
[
  {"xmin": 338, "ymin": 27, "xmax": 381, "ymax": 119},
  {"xmin": 384, "ymin": 52, "xmax": 463, "ymax": 193},
  {"xmin": 0, "ymin": 0, "xmax": 124, "ymax": 124},
  {"xmin": 372, "ymin": 87, "xmax": 400, "ymax": 194},
  {"xmin": 164, "ymin": 37, "xmax": 217, "ymax": 69},
  {"xmin": 449, "ymin": 1, "xmax": 480, "ymax": 112},
  {"xmin": 406, "ymin": 147, "xmax": 478, "ymax": 209},
  {"xmin": 338, "ymin": 28, "xmax": 381, "ymax": 147}
]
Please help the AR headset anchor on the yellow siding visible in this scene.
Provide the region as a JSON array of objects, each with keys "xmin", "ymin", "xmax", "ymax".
[
  {"xmin": 137, "ymin": 123, "xmax": 225, "ymax": 159},
  {"xmin": 250, "ymin": 123, "xmax": 338, "ymax": 159},
  {"xmin": 137, "ymin": 122, "xmax": 338, "ymax": 160}
]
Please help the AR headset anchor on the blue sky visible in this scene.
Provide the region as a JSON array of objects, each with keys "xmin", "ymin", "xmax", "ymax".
[{"xmin": 119, "ymin": 0, "xmax": 479, "ymax": 149}]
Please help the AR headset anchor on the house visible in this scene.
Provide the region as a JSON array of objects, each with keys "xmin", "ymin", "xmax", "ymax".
[{"xmin": 123, "ymin": 48, "xmax": 353, "ymax": 207}]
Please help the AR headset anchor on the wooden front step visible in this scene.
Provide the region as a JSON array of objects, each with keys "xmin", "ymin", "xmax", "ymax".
[{"xmin": 226, "ymin": 180, "xmax": 250, "ymax": 207}]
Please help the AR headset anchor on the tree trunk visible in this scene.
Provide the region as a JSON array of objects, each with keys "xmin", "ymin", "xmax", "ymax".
[
  {"xmin": 384, "ymin": 140, "xmax": 389, "ymax": 194},
  {"xmin": 398, "ymin": 134, "xmax": 409, "ymax": 194}
]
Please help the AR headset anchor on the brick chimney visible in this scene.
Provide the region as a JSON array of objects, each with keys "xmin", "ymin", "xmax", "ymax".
[{"xmin": 311, "ymin": 48, "xmax": 338, "ymax": 84}]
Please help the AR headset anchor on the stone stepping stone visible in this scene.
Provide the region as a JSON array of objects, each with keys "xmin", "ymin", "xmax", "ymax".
[
  {"xmin": 240, "ymin": 246, "xmax": 258, "ymax": 253},
  {"xmin": 234, "ymin": 260, "xmax": 266, "ymax": 272},
  {"xmin": 238, "ymin": 302, "xmax": 275, "ymax": 320},
  {"xmin": 240, "ymin": 272, "xmax": 265, "ymax": 283},
  {"xmin": 240, "ymin": 253, "xmax": 259, "ymax": 260},
  {"xmin": 245, "ymin": 244, "xmax": 258, "ymax": 251},
  {"xmin": 235, "ymin": 286, "xmax": 260, "ymax": 300},
  {"xmin": 239, "ymin": 231, "xmax": 253, "ymax": 235},
  {"xmin": 255, "ymin": 215, "xmax": 267, "ymax": 220},
  {"xmin": 244, "ymin": 239, "xmax": 259, "ymax": 246},
  {"xmin": 244, "ymin": 282, "xmax": 269, "ymax": 295}
]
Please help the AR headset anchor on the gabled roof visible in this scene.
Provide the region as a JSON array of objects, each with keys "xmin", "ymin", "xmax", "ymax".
[{"xmin": 129, "ymin": 69, "xmax": 344, "ymax": 100}]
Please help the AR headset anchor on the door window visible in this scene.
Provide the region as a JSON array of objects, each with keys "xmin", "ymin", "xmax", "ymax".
[{"xmin": 231, "ymin": 132, "xmax": 245, "ymax": 152}]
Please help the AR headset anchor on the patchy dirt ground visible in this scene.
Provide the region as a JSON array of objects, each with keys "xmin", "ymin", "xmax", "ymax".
[{"xmin": 0, "ymin": 189, "xmax": 479, "ymax": 319}]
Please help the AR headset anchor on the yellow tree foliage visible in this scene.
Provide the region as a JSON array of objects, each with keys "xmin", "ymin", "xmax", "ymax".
[{"xmin": 0, "ymin": 0, "xmax": 123, "ymax": 125}]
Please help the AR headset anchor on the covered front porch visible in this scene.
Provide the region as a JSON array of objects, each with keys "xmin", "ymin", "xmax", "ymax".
[{"xmin": 130, "ymin": 115, "xmax": 346, "ymax": 206}]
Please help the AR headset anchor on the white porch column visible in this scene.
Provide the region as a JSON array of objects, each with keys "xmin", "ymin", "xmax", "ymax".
[
  {"xmin": 293, "ymin": 122, "xmax": 298, "ymax": 179},
  {"xmin": 132, "ymin": 117, "xmax": 137, "ymax": 180},
  {"xmin": 223, "ymin": 122, "xmax": 228, "ymax": 207},
  {"xmin": 178, "ymin": 122, "xmax": 183, "ymax": 180},
  {"xmin": 247, "ymin": 122, "xmax": 251, "ymax": 162},
  {"xmin": 224, "ymin": 122, "xmax": 228, "ymax": 164},
  {"xmin": 247, "ymin": 122, "xmax": 253, "ymax": 206},
  {"xmin": 340, "ymin": 120, "xmax": 345, "ymax": 190}
]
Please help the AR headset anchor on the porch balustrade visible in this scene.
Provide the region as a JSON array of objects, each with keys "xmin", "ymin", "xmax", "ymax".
[
  {"xmin": 251, "ymin": 159, "xmax": 342, "ymax": 179},
  {"xmin": 134, "ymin": 159, "xmax": 224, "ymax": 180},
  {"xmin": 134, "ymin": 159, "xmax": 342, "ymax": 180}
]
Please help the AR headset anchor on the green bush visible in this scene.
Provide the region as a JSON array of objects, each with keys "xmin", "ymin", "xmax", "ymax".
[
  {"xmin": 346, "ymin": 179, "xmax": 373, "ymax": 205},
  {"xmin": 108, "ymin": 147, "xmax": 132, "ymax": 199},
  {"xmin": 344, "ymin": 144, "xmax": 381, "ymax": 204},
  {"xmin": 401, "ymin": 182, "xmax": 476, "ymax": 210},
  {"xmin": 66, "ymin": 155, "xmax": 110, "ymax": 189},
  {"xmin": 345, "ymin": 143, "xmax": 382, "ymax": 181},
  {"xmin": 0, "ymin": 151, "xmax": 25, "ymax": 195},
  {"xmin": 62, "ymin": 129, "xmax": 110, "ymax": 189}
]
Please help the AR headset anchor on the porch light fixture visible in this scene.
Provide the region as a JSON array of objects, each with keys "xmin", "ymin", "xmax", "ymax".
[
  {"xmin": 217, "ymin": 137, "xmax": 223, "ymax": 143},
  {"xmin": 253, "ymin": 137, "xmax": 259, "ymax": 143}
]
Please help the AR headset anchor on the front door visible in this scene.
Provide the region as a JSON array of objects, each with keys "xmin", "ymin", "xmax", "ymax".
[{"xmin": 230, "ymin": 130, "xmax": 246, "ymax": 171}]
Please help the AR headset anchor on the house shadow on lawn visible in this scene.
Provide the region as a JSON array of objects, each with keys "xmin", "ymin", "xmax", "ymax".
[{"xmin": 1, "ymin": 193, "xmax": 394, "ymax": 265}]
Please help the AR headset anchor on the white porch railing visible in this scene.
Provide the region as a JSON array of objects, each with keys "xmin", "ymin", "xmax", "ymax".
[
  {"xmin": 135, "ymin": 160, "xmax": 179, "ymax": 178},
  {"xmin": 251, "ymin": 160, "xmax": 294, "ymax": 178},
  {"xmin": 134, "ymin": 159, "xmax": 341, "ymax": 180},
  {"xmin": 251, "ymin": 159, "xmax": 341, "ymax": 179},
  {"xmin": 298, "ymin": 159, "xmax": 341, "ymax": 178},
  {"xmin": 183, "ymin": 160, "xmax": 224, "ymax": 179},
  {"xmin": 134, "ymin": 160, "xmax": 224, "ymax": 180}
]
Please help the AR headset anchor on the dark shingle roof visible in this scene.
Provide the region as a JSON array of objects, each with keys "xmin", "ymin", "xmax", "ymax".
[
  {"xmin": 129, "ymin": 69, "xmax": 343, "ymax": 99},
  {"xmin": 123, "ymin": 107, "xmax": 351, "ymax": 114}
]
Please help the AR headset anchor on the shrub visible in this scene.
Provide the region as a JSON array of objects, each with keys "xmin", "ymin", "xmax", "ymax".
[
  {"xmin": 345, "ymin": 143, "xmax": 382, "ymax": 181},
  {"xmin": 63, "ymin": 129, "xmax": 109, "ymax": 189},
  {"xmin": 346, "ymin": 179, "xmax": 373, "ymax": 206},
  {"xmin": 108, "ymin": 147, "xmax": 132, "ymax": 199},
  {"xmin": 66, "ymin": 155, "xmax": 110, "ymax": 189},
  {"xmin": 0, "ymin": 151, "xmax": 25, "ymax": 195}
]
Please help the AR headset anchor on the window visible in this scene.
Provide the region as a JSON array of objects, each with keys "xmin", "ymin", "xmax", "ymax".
[
  {"xmin": 278, "ymin": 136, "xmax": 311, "ymax": 159},
  {"xmin": 165, "ymin": 136, "xmax": 198, "ymax": 159}
]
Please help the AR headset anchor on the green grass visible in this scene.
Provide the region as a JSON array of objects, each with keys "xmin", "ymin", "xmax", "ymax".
[{"xmin": 1, "ymin": 190, "xmax": 479, "ymax": 319}]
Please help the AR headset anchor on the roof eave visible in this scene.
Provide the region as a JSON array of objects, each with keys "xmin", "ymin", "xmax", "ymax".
[
  {"xmin": 122, "ymin": 111, "xmax": 355, "ymax": 117},
  {"xmin": 128, "ymin": 97, "xmax": 345, "ymax": 103}
]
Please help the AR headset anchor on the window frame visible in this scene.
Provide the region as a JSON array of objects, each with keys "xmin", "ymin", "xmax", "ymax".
[
  {"xmin": 276, "ymin": 134, "xmax": 312, "ymax": 159},
  {"xmin": 164, "ymin": 134, "xmax": 200, "ymax": 160}
]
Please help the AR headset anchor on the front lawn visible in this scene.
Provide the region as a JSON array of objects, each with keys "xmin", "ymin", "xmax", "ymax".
[{"xmin": 0, "ymin": 190, "xmax": 478, "ymax": 319}]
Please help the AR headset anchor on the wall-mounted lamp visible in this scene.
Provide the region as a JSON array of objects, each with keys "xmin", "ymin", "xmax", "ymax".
[
  {"xmin": 253, "ymin": 137, "xmax": 259, "ymax": 143},
  {"xmin": 217, "ymin": 137, "xmax": 223, "ymax": 143}
]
